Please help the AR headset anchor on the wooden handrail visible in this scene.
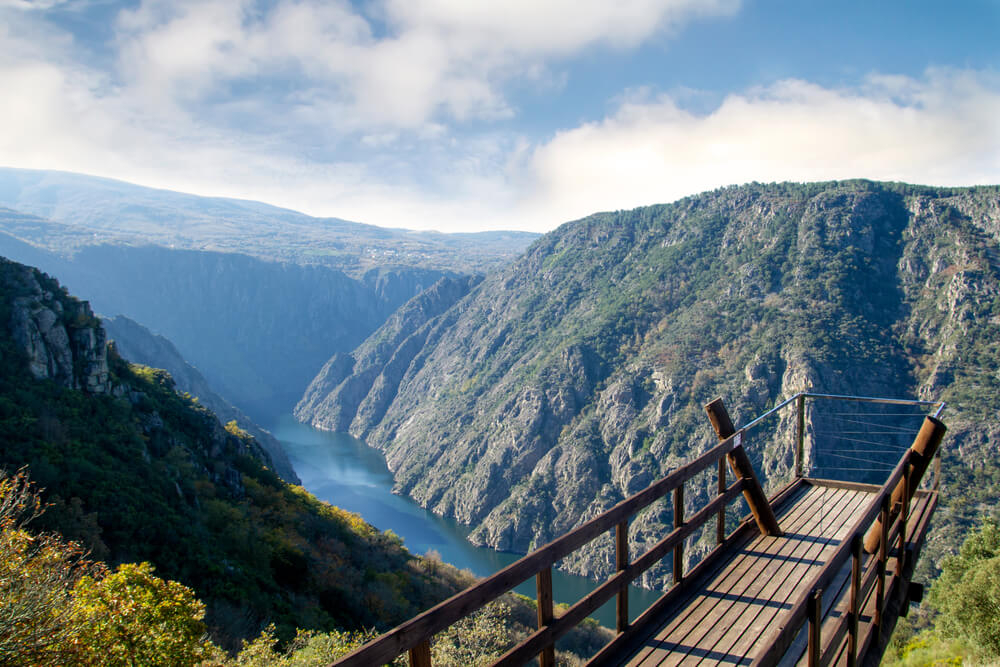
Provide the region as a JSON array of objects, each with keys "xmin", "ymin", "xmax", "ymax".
[
  {"xmin": 492, "ymin": 481, "xmax": 747, "ymax": 666},
  {"xmin": 864, "ymin": 417, "xmax": 946, "ymax": 552},
  {"xmin": 333, "ymin": 393, "xmax": 943, "ymax": 667},
  {"xmin": 333, "ymin": 429, "xmax": 748, "ymax": 666},
  {"xmin": 750, "ymin": 449, "xmax": 914, "ymax": 667},
  {"xmin": 705, "ymin": 398, "xmax": 782, "ymax": 536},
  {"xmin": 815, "ymin": 502, "xmax": 910, "ymax": 667}
]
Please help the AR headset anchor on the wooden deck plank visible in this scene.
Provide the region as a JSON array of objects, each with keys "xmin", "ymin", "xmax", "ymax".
[
  {"xmin": 623, "ymin": 485, "xmax": 827, "ymax": 667},
  {"xmin": 624, "ymin": 486, "xmax": 833, "ymax": 667},
  {"xmin": 645, "ymin": 487, "xmax": 835, "ymax": 660},
  {"xmin": 592, "ymin": 482, "xmax": 810, "ymax": 667},
  {"xmin": 721, "ymin": 489, "xmax": 871, "ymax": 665},
  {"xmin": 622, "ymin": 485, "xmax": 875, "ymax": 667},
  {"xmin": 790, "ymin": 492, "xmax": 938, "ymax": 667},
  {"xmin": 625, "ymin": 485, "xmax": 848, "ymax": 666},
  {"xmin": 678, "ymin": 489, "xmax": 861, "ymax": 666},
  {"xmin": 693, "ymin": 488, "xmax": 868, "ymax": 666}
]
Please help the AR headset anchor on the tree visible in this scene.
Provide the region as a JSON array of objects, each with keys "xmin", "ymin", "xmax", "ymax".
[
  {"xmin": 928, "ymin": 519, "xmax": 1000, "ymax": 657},
  {"xmin": 70, "ymin": 561, "xmax": 211, "ymax": 667},
  {"xmin": 1, "ymin": 469, "xmax": 213, "ymax": 666},
  {"xmin": 0, "ymin": 469, "xmax": 99, "ymax": 666}
]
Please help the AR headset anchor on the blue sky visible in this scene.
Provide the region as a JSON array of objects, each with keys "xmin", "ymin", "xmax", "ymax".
[{"xmin": 0, "ymin": 0, "xmax": 998, "ymax": 232}]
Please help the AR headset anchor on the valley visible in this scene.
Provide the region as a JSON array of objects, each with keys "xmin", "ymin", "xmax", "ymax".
[
  {"xmin": 272, "ymin": 414, "xmax": 663, "ymax": 628},
  {"xmin": 2, "ymin": 171, "xmax": 1000, "ymax": 663}
]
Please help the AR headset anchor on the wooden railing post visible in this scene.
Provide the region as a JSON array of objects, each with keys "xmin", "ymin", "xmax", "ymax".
[
  {"xmin": 536, "ymin": 568, "xmax": 555, "ymax": 667},
  {"xmin": 864, "ymin": 416, "xmax": 946, "ymax": 553},
  {"xmin": 848, "ymin": 535, "xmax": 862, "ymax": 667},
  {"xmin": 808, "ymin": 588, "xmax": 822, "ymax": 667},
  {"xmin": 875, "ymin": 496, "xmax": 889, "ymax": 629},
  {"xmin": 796, "ymin": 393, "xmax": 806, "ymax": 477},
  {"xmin": 705, "ymin": 398, "xmax": 782, "ymax": 536},
  {"xmin": 717, "ymin": 457, "xmax": 726, "ymax": 544},
  {"xmin": 898, "ymin": 467, "xmax": 910, "ymax": 577},
  {"xmin": 408, "ymin": 640, "xmax": 431, "ymax": 667},
  {"xmin": 673, "ymin": 484, "xmax": 684, "ymax": 584},
  {"xmin": 615, "ymin": 521, "xmax": 629, "ymax": 632}
]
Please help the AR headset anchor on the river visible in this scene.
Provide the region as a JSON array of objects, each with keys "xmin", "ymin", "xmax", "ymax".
[{"xmin": 271, "ymin": 414, "xmax": 662, "ymax": 629}]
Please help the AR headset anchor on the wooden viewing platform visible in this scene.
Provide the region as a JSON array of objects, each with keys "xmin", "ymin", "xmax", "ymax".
[{"xmin": 332, "ymin": 393, "xmax": 947, "ymax": 667}]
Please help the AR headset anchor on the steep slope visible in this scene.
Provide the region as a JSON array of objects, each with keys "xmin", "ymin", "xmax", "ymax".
[
  {"xmin": 295, "ymin": 274, "xmax": 483, "ymax": 432},
  {"xmin": 0, "ymin": 256, "xmax": 474, "ymax": 648},
  {"xmin": 103, "ymin": 314, "xmax": 299, "ymax": 484},
  {"xmin": 0, "ymin": 236, "xmax": 444, "ymax": 421},
  {"xmin": 0, "ymin": 168, "xmax": 538, "ymax": 274},
  {"xmin": 299, "ymin": 180, "xmax": 1000, "ymax": 586}
]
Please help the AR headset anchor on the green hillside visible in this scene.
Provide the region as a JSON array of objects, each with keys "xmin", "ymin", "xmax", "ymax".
[{"xmin": 0, "ymin": 256, "xmax": 469, "ymax": 648}]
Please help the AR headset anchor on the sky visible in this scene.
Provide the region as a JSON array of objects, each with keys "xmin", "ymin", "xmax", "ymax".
[{"xmin": 0, "ymin": 0, "xmax": 998, "ymax": 233}]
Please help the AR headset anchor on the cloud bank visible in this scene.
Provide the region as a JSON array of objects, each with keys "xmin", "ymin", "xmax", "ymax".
[{"xmin": 0, "ymin": 1, "xmax": 997, "ymax": 232}]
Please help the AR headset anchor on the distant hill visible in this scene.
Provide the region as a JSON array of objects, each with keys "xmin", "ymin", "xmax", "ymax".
[
  {"xmin": 0, "ymin": 167, "xmax": 539, "ymax": 275},
  {"xmin": 296, "ymin": 180, "xmax": 1000, "ymax": 586}
]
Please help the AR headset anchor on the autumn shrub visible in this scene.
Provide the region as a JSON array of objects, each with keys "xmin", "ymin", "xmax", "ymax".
[
  {"xmin": 1, "ymin": 470, "xmax": 213, "ymax": 666},
  {"xmin": 0, "ymin": 470, "xmax": 100, "ymax": 665}
]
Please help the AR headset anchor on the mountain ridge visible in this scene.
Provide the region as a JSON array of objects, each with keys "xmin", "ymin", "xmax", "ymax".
[
  {"xmin": 0, "ymin": 167, "xmax": 539, "ymax": 275},
  {"xmin": 296, "ymin": 180, "xmax": 1000, "ymax": 586}
]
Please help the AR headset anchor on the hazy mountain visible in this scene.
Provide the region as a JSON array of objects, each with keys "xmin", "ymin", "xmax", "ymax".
[
  {"xmin": 0, "ymin": 230, "xmax": 445, "ymax": 422},
  {"xmin": 296, "ymin": 180, "xmax": 1000, "ymax": 586},
  {"xmin": 0, "ymin": 167, "xmax": 539, "ymax": 275},
  {"xmin": 103, "ymin": 314, "xmax": 299, "ymax": 484}
]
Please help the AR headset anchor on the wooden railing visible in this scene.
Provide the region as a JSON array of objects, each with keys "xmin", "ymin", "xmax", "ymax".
[
  {"xmin": 333, "ymin": 425, "xmax": 776, "ymax": 667},
  {"xmin": 750, "ymin": 415, "xmax": 946, "ymax": 667},
  {"xmin": 331, "ymin": 393, "xmax": 945, "ymax": 667}
]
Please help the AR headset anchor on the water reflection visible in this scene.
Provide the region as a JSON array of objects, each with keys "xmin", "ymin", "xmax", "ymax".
[{"xmin": 271, "ymin": 415, "xmax": 662, "ymax": 628}]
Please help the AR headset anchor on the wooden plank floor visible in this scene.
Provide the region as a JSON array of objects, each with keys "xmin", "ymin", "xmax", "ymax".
[{"xmin": 618, "ymin": 482, "xmax": 873, "ymax": 667}]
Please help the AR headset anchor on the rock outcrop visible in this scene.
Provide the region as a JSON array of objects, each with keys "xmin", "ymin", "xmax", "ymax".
[
  {"xmin": 5, "ymin": 258, "xmax": 111, "ymax": 394},
  {"xmin": 0, "ymin": 255, "xmax": 278, "ymax": 492},
  {"xmin": 295, "ymin": 274, "xmax": 483, "ymax": 434}
]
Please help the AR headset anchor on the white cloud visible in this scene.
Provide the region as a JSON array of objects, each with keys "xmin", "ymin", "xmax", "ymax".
[
  {"xmin": 1, "ymin": 2, "xmax": 998, "ymax": 235},
  {"xmin": 515, "ymin": 69, "xmax": 1000, "ymax": 227},
  {"xmin": 105, "ymin": 0, "xmax": 739, "ymax": 130},
  {"xmin": 384, "ymin": 0, "xmax": 739, "ymax": 54},
  {"xmin": 0, "ymin": 0, "xmax": 70, "ymax": 9}
]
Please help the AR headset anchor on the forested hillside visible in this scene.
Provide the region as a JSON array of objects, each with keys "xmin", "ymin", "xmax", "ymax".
[
  {"xmin": 0, "ymin": 256, "xmax": 472, "ymax": 648},
  {"xmin": 297, "ymin": 180, "xmax": 1000, "ymax": 587}
]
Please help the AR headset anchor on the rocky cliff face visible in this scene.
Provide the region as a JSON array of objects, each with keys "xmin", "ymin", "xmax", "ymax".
[
  {"xmin": 298, "ymin": 181, "xmax": 1000, "ymax": 586},
  {"xmin": 5, "ymin": 259, "xmax": 111, "ymax": 394},
  {"xmin": 295, "ymin": 274, "xmax": 483, "ymax": 433}
]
